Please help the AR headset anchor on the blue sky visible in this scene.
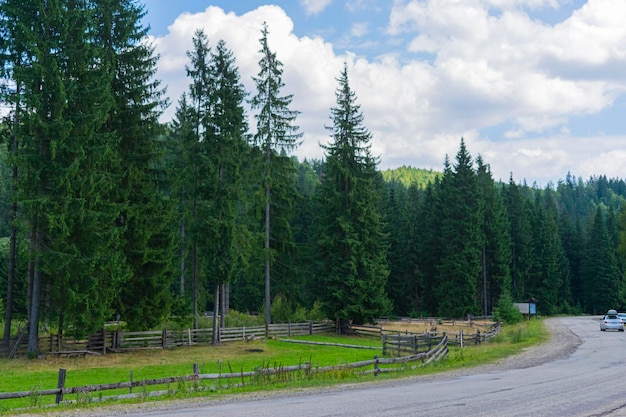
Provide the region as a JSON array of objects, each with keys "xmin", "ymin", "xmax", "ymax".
[{"xmin": 141, "ymin": 0, "xmax": 626, "ymax": 186}]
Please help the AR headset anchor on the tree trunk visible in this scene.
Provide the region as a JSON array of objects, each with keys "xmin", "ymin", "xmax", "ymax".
[
  {"xmin": 264, "ymin": 187, "xmax": 271, "ymax": 330},
  {"xmin": 220, "ymin": 283, "xmax": 226, "ymax": 328},
  {"xmin": 2, "ymin": 189, "xmax": 17, "ymax": 351},
  {"xmin": 2, "ymin": 109, "xmax": 19, "ymax": 351},
  {"xmin": 27, "ymin": 261, "xmax": 42, "ymax": 356},
  {"xmin": 192, "ymin": 243, "xmax": 198, "ymax": 330},
  {"xmin": 2, "ymin": 215, "xmax": 16, "ymax": 351},
  {"xmin": 180, "ymin": 221, "xmax": 185, "ymax": 296},
  {"xmin": 483, "ymin": 245, "xmax": 487, "ymax": 316},
  {"xmin": 211, "ymin": 283, "xmax": 220, "ymax": 345}
]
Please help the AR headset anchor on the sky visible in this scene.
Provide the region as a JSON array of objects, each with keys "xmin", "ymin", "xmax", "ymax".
[{"xmin": 140, "ymin": 0, "xmax": 626, "ymax": 186}]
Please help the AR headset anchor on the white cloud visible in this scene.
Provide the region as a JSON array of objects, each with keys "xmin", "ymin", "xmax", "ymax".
[
  {"xmin": 465, "ymin": 135, "xmax": 626, "ymax": 186},
  {"xmin": 300, "ymin": 0, "xmax": 333, "ymax": 15},
  {"xmin": 351, "ymin": 22, "xmax": 370, "ymax": 37},
  {"xmin": 148, "ymin": 1, "xmax": 626, "ymax": 185}
]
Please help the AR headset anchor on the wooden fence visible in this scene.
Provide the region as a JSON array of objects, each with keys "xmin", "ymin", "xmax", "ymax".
[
  {"xmin": 1, "ymin": 321, "xmax": 335, "ymax": 358},
  {"xmin": 379, "ymin": 321, "xmax": 501, "ymax": 357},
  {"xmin": 2, "ymin": 319, "xmax": 500, "ymax": 358},
  {"xmin": 0, "ymin": 334, "xmax": 448, "ymax": 407}
]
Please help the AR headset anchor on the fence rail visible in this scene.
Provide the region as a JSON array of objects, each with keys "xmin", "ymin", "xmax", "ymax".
[
  {"xmin": 1, "ymin": 321, "xmax": 335, "ymax": 358},
  {"xmin": 1, "ymin": 319, "xmax": 500, "ymax": 358}
]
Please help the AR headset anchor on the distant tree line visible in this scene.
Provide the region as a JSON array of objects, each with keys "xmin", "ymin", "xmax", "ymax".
[{"xmin": 1, "ymin": 0, "xmax": 626, "ymax": 356}]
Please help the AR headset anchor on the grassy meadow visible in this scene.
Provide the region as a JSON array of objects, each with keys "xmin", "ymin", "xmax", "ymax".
[{"xmin": 0, "ymin": 318, "xmax": 548, "ymax": 415}]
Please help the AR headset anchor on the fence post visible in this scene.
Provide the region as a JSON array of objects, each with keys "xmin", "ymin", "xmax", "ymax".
[
  {"xmin": 460, "ymin": 330, "xmax": 464, "ymax": 348},
  {"xmin": 397, "ymin": 333, "xmax": 401, "ymax": 357},
  {"xmin": 162, "ymin": 328, "xmax": 167, "ymax": 348},
  {"xmin": 413, "ymin": 335, "xmax": 418, "ymax": 355},
  {"xmin": 309, "ymin": 321, "xmax": 313, "ymax": 335},
  {"xmin": 288, "ymin": 321, "xmax": 291, "ymax": 336},
  {"xmin": 55, "ymin": 368, "xmax": 66, "ymax": 404},
  {"xmin": 193, "ymin": 363, "xmax": 199, "ymax": 377},
  {"xmin": 129, "ymin": 371, "xmax": 133, "ymax": 394},
  {"xmin": 382, "ymin": 334, "xmax": 387, "ymax": 356},
  {"xmin": 476, "ymin": 329, "xmax": 481, "ymax": 345},
  {"xmin": 374, "ymin": 355, "xmax": 379, "ymax": 377}
]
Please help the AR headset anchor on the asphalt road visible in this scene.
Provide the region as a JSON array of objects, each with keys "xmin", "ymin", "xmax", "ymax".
[{"xmin": 62, "ymin": 316, "xmax": 626, "ymax": 417}]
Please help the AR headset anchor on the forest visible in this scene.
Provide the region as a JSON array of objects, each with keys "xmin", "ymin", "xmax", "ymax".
[{"xmin": 2, "ymin": 1, "xmax": 626, "ymax": 356}]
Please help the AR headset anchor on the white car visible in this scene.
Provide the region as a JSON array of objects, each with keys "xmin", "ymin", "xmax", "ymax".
[{"xmin": 601, "ymin": 310, "xmax": 624, "ymax": 331}]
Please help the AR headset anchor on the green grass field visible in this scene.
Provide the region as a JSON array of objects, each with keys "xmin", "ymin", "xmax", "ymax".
[{"xmin": 0, "ymin": 319, "xmax": 547, "ymax": 415}]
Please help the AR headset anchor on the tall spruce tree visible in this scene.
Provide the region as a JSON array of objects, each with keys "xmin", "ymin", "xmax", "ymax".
[
  {"xmin": 0, "ymin": 0, "xmax": 27, "ymax": 350},
  {"xmin": 250, "ymin": 22, "xmax": 301, "ymax": 326},
  {"xmin": 315, "ymin": 64, "xmax": 390, "ymax": 328},
  {"xmin": 435, "ymin": 140, "xmax": 483, "ymax": 317},
  {"xmin": 384, "ymin": 181, "xmax": 413, "ymax": 316},
  {"xmin": 167, "ymin": 93, "xmax": 201, "ymax": 328},
  {"xmin": 174, "ymin": 29, "xmax": 214, "ymax": 329},
  {"xmin": 584, "ymin": 208, "xmax": 620, "ymax": 313},
  {"xmin": 475, "ymin": 156, "xmax": 511, "ymax": 315},
  {"xmin": 2, "ymin": 0, "xmax": 74, "ymax": 353},
  {"xmin": 203, "ymin": 39, "xmax": 248, "ymax": 343},
  {"xmin": 417, "ymin": 178, "xmax": 442, "ymax": 315},
  {"xmin": 97, "ymin": 0, "xmax": 174, "ymax": 330},
  {"xmin": 406, "ymin": 183, "xmax": 425, "ymax": 314},
  {"xmin": 291, "ymin": 159, "xmax": 321, "ymax": 308},
  {"xmin": 47, "ymin": 0, "xmax": 125, "ymax": 337},
  {"xmin": 502, "ymin": 175, "xmax": 534, "ymax": 302},
  {"xmin": 528, "ymin": 190, "xmax": 566, "ymax": 315},
  {"xmin": 557, "ymin": 210, "xmax": 579, "ymax": 310}
]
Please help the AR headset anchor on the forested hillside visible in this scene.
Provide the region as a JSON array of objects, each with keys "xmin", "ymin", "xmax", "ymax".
[{"xmin": 1, "ymin": 1, "xmax": 626, "ymax": 356}]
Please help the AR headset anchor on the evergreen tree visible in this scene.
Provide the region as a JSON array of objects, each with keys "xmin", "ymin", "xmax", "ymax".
[
  {"xmin": 605, "ymin": 206, "xmax": 625, "ymax": 307},
  {"xmin": 416, "ymin": 179, "xmax": 442, "ymax": 315},
  {"xmin": 584, "ymin": 209, "xmax": 621, "ymax": 313},
  {"xmin": 203, "ymin": 38, "xmax": 249, "ymax": 343},
  {"xmin": 250, "ymin": 22, "xmax": 301, "ymax": 326},
  {"xmin": 475, "ymin": 156, "xmax": 511, "ymax": 315},
  {"xmin": 434, "ymin": 140, "xmax": 483, "ymax": 317},
  {"xmin": 1, "ymin": 0, "xmax": 75, "ymax": 352},
  {"xmin": 315, "ymin": 64, "xmax": 390, "ymax": 327},
  {"xmin": 406, "ymin": 183, "xmax": 425, "ymax": 314},
  {"xmin": 290, "ymin": 159, "xmax": 321, "ymax": 308},
  {"xmin": 384, "ymin": 181, "xmax": 413, "ymax": 316},
  {"xmin": 558, "ymin": 210, "xmax": 582, "ymax": 310},
  {"xmin": 174, "ymin": 29, "xmax": 214, "ymax": 329},
  {"xmin": 47, "ymin": 0, "xmax": 125, "ymax": 337},
  {"xmin": 167, "ymin": 93, "xmax": 201, "ymax": 325},
  {"xmin": 502, "ymin": 175, "xmax": 534, "ymax": 302},
  {"xmin": 0, "ymin": 1, "xmax": 24, "ymax": 349},
  {"xmin": 98, "ymin": 0, "xmax": 175, "ymax": 330},
  {"xmin": 528, "ymin": 190, "xmax": 566, "ymax": 315}
]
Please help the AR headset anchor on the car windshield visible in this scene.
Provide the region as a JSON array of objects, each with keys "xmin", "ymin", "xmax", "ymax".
[{"xmin": 607, "ymin": 315, "xmax": 618, "ymax": 319}]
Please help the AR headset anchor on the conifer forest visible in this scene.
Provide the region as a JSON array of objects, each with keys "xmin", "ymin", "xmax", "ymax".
[{"xmin": 2, "ymin": 1, "xmax": 626, "ymax": 355}]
